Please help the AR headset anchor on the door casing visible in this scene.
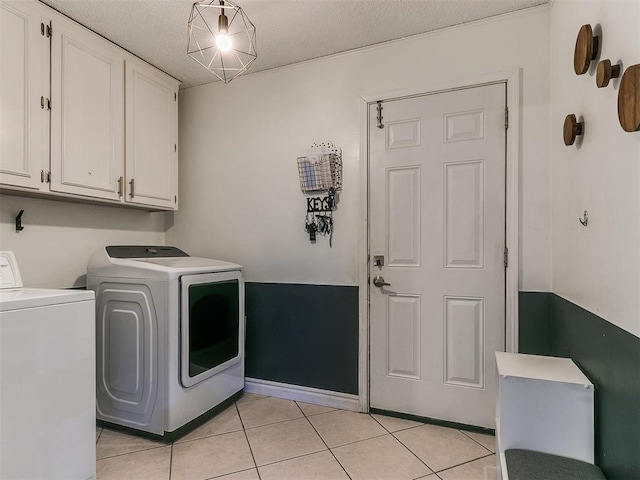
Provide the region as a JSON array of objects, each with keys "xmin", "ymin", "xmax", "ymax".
[{"xmin": 358, "ymin": 69, "xmax": 522, "ymax": 412}]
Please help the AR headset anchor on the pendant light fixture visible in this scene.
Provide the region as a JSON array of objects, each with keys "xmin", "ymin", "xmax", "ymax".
[{"xmin": 187, "ymin": 0, "xmax": 257, "ymax": 84}]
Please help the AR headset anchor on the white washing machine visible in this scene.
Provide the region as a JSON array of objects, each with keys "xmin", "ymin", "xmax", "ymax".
[
  {"xmin": 0, "ymin": 251, "xmax": 96, "ymax": 480},
  {"xmin": 87, "ymin": 246, "xmax": 245, "ymax": 441}
]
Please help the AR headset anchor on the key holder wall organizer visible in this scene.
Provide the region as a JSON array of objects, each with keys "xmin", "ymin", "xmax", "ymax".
[{"xmin": 297, "ymin": 142, "xmax": 342, "ymax": 246}]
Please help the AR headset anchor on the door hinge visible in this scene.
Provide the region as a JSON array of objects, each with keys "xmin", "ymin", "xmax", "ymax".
[
  {"xmin": 41, "ymin": 22, "xmax": 52, "ymax": 38},
  {"xmin": 504, "ymin": 246, "xmax": 509, "ymax": 268},
  {"xmin": 505, "ymin": 107, "xmax": 509, "ymax": 130}
]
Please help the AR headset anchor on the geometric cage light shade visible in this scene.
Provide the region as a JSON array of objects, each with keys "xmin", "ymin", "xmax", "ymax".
[{"xmin": 187, "ymin": 0, "xmax": 257, "ymax": 84}]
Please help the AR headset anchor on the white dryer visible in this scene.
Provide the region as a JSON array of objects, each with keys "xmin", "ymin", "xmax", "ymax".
[{"xmin": 87, "ymin": 246, "xmax": 245, "ymax": 440}]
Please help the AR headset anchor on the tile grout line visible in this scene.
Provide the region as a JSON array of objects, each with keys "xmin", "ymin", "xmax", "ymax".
[
  {"xmin": 382, "ymin": 427, "xmax": 436, "ymax": 476},
  {"xmin": 295, "ymin": 401, "xmax": 353, "ymax": 480},
  {"xmin": 458, "ymin": 429, "xmax": 495, "ymax": 455},
  {"xmin": 368, "ymin": 413, "xmax": 425, "ymax": 435},
  {"xmin": 391, "ymin": 424, "xmax": 496, "ymax": 474},
  {"xmin": 369, "ymin": 414, "xmax": 438, "ymax": 435},
  {"xmin": 369, "ymin": 413, "xmax": 392, "ymax": 433},
  {"xmin": 96, "ymin": 443, "xmax": 167, "ymax": 461},
  {"xmin": 242, "ymin": 414, "xmax": 306, "ymax": 431},
  {"xmin": 169, "ymin": 441, "xmax": 174, "ymax": 480},
  {"xmin": 433, "ymin": 452, "xmax": 496, "ymax": 475},
  {"xmin": 330, "ymin": 431, "xmax": 392, "ymax": 449},
  {"xmin": 392, "ymin": 431, "xmax": 439, "ymax": 473},
  {"xmin": 236, "ymin": 402, "xmax": 262, "ymax": 480},
  {"xmin": 173, "ymin": 426, "xmax": 245, "ymax": 446},
  {"xmin": 253, "ymin": 448, "xmax": 331, "ymax": 470},
  {"xmin": 294, "ymin": 400, "xmax": 338, "ymax": 417},
  {"xmin": 206, "ymin": 466, "xmax": 259, "ymax": 480},
  {"xmin": 239, "ymin": 404, "xmax": 327, "ymax": 471}
]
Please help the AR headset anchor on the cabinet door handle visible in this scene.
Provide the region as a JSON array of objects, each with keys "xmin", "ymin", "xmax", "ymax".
[
  {"xmin": 129, "ymin": 178, "xmax": 134, "ymax": 198},
  {"xmin": 117, "ymin": 176, "xmax": 123, "ymax": 197}
]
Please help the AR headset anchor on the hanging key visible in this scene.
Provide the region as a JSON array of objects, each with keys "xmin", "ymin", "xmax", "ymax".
[
  {"xmin": 306, "ymin": 221, "xmax": 317, "ymax": 242},
  {"xmin": 317, "ymin": 215, "xmax": 327, "ymax": 235}
]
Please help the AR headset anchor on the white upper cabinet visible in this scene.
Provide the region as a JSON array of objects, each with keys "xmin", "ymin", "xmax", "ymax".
[
  {"xmin": 125, "ymin": 59, "xmax": 179, "ymax": 209},
  {"xmin": 50, "ymin": 16, "xmax": 124, "ymax": 201},
  {"xmin": 0, "ymin": 0, "xmax": 179, "ymax": 211},
  {"xmin": 0, "ymin": 0, "xmax": 45, "ymax": 190}
]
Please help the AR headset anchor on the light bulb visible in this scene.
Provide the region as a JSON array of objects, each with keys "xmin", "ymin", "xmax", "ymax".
[{"xmin": 216, "ymin": 33, "xmax": 232, "ymax": 52}]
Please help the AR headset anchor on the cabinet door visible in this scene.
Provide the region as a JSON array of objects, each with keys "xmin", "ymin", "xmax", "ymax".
[
  {"xmin": 0, "ymin": 0, "xmax": 45, "ymax": 190},
  {"xmin": 125, "ymin": 59, "xmax": 178, "ymax": 210},
  {"xmin": 50, "ymin": 18, "xmax": 124, "ymax": 200}
]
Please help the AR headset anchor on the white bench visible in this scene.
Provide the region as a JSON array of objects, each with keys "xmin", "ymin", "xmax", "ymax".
[{"xmin": 495, "ymin": 352, "xmax": 596, "ymax": 480}]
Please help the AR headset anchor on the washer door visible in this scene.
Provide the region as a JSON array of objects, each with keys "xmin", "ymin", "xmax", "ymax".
[{"xmin": 180, "ymin": 271, "xmax": 244, "ymax": 388}]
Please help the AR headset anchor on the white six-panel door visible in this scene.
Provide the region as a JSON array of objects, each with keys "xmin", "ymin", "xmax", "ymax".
[{"xmin": 369, "ymin": 83, "xmax": 506, "ymax": 428}]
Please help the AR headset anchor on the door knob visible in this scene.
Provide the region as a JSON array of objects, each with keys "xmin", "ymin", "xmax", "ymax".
[{"xmin": 373, "ymin": 275, "xmax": 390, "ymax": 287}]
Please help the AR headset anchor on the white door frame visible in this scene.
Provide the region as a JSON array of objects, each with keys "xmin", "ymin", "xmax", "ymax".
[{"xmin": 358, "ymin": 69, "xmax": 521, "ymax": 412}]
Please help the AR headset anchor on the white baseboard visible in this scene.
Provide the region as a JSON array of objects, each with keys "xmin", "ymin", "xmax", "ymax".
[{"xmin": 244, "ymin": 377, "xmax": 361, "ymax": 412}]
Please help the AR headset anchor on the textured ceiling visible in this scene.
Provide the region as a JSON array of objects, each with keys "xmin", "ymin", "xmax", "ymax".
[{"xmin": 41, "ymin": 0, "xmax": 547, "ymax": 88}]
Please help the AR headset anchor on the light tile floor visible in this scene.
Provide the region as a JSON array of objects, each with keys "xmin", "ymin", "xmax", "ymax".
[{"xmin": 96, "ymin": 393, "xmax": 496, "ymax": 480}]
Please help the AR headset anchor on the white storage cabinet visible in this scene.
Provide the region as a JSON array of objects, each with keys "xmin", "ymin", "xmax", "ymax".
[
  {"xmin": 50, "ymin": 14, "xmax": 125, "ymax": 201},
  {"xmin": 495, "ymin": 352, "xmax": 595, "ymax": 479},
  {"xmin": 0, "ymin": 0, "xmax": 46, "ymax": 190},
  {"xmin": 0, "ymin": 0, "xmax": 179, "ymax": 211},
  {"xmin": 125, "ymin": 57, "xmax": 179, "ymax": 209}
]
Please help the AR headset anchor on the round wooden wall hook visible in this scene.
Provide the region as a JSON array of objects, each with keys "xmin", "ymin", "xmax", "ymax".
[
  {"xmin": 574, "ymin": 24, "xmax": 599, "ymax": 75},
  {"xmin": 563, "ymin": 114, "xmax": 584, "ymax": 146},
  {"xmin": 596, "ymin": 59, "xmax": 621, "ymax": 88},
  {"xmin": 618, "ymin": 64, "xmax": 640, "ymax": 132}
]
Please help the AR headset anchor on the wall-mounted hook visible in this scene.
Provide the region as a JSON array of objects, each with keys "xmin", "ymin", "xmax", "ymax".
[
  {"xmin": 579, "ymin": 210, "xmax": 588, "ymax": 227},
  {"xmin": 563, "ymin": 114, "xmax": 584, "ymax": 146},
  {"xmin": 574, "ymin": 24, "xmax": 599, "ymax": 75},
  {"xmin": 15, "ymin": 210, "xmax": 24, "ymax": 232},
  {"xmin": 596, "ymin": 59, "xmax": 621, "ymax": 88}
]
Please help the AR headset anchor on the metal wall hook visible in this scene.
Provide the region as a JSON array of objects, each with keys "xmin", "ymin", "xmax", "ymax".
[
  {"xmin": 15, "ymin": 210, "xmax": 24, "ymax": 232},
  {"xmin": 579, "ymin": 210, "xmax": 588, "ymax": 226}
]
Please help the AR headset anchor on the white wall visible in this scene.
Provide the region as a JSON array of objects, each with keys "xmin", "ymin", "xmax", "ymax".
[
  {"xmin": 0, "ymin": 194, "xmax": 165, "ymax": 288},
  {"xmin": 168, "ymin": 6, "xmax": 552, "ymax": 290},
  {"xmin": 551, "ymin": 0, "xmax": 640, "ymax": 337}
]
